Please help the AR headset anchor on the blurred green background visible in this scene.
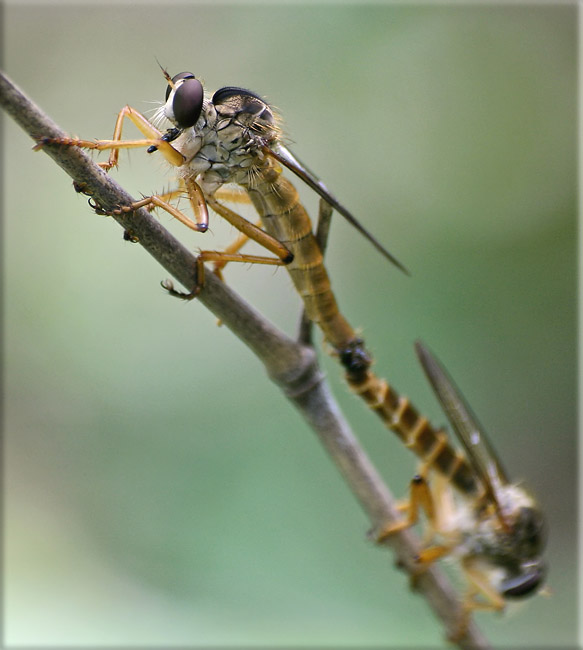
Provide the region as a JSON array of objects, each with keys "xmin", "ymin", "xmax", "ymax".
[{"xmin": 4, "ymin": 3, "xmax": 577, "ymax": 648}]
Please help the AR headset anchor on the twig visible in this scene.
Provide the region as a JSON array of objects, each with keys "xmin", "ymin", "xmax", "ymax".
[{"xmin": 1, "ymin": 69, "xmax": 491, "ymax": 649}]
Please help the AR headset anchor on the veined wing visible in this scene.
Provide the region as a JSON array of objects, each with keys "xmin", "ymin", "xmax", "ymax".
[{"xmin": 266, "ymin": 142, "xmax": 409, "ymax": 276}]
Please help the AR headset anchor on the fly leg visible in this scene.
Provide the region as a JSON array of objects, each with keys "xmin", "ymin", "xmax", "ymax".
[
  {"xmin": 374, "ymin": 474, "xmax": 436, "ymax": 541},
  {"xmin": 33, "ymin": 106, "xmax": 212, "ymax": 233},
  {"xmin": 161, "ymin": 249, "xmax": 288, "ymax": 300},
  {"xmin": 78, "ymin": 173, "xmax": 208, "ymax": 237},
  {"xmin": 34, "ymin": 105, "xmax": 184, "ymax": 170},
  {"xmin": 207, "ymin": 196, "xmax": 292, "ymax": 265},
  {"xmin": 162, "ymin": 196, "xmax": 294, "ymax": 300},
  {"xmin": 102, "ymin": 177, "xmax": 209, "ymax": 233}
]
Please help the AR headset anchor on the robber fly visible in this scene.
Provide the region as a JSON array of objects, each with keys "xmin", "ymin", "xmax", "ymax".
[{"xmin": 36, "ymin": 72, "xmax": 546, "ymax": 631}]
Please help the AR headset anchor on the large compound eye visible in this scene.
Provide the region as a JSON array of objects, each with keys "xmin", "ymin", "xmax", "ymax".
[{"xmin": 172, "ymin": 77, "xmax": 204, "ymax": 128}]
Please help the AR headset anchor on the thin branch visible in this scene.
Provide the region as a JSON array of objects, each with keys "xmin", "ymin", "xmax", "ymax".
[{"xmin": 1, "ymin": 70, "xmax": 491, "ymax": 649}]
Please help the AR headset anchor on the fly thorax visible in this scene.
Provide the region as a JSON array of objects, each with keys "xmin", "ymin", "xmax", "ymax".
[{"xmin": 180, "ymin": 103, "xmax": 271, "ymax": 195}]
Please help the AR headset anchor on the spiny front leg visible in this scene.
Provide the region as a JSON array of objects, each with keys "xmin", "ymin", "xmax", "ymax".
[
  {"xmin": 118, "ymin": 178, "xmax": 209, "ymax": 233},
  {"xmin": 34, "ymin": 106, "xmax": 190, "ymax": 229},
  {"xmin": 82, "ymin": 177, "xmax": 209, "ymax": 234},
  {"xmin": 34, "ymin": 105, "xmax": 185, "ymax": 170}
]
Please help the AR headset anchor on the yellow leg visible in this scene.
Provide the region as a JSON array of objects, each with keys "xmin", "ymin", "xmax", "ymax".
[
  {"xmin": 34, "ymin": 105, "xmax": 185, "ymax": 169},
  {"xmin": 207, "ymin": 197, "xmax": 292, "ymax": 263},
  {"xmin": 162, "ymin": 250, "xmax": 288, "ymax": 300},
  {"xmin": 113, "ymin": 194, "xmax": 201, "ymax": 231},
  {"xmin": 161, "ymin": 199, "xmax": 294, "ymax": 299},
  {"xmin": 160, "ymin": 199, "xmax": 296, "ymax": 299},
  {"xmin": 162, "ymin": 197, "xmax": 293, "ymax": 300},
  {"xmin": 126, "ymin": 178, "xmax": 208, "ymax": 233},
  {"xmin": 375, "ymin": 475, "xmax": 435, "ymax": 541}
]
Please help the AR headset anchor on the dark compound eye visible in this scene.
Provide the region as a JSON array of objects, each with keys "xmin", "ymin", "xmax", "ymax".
[
  {"xmin": 167, "ymin": 73, "xmax": 204, "ymax": 129},
  {"xmin": 501, "ymin": 564, "xmax": 545, "ymax": 599}
]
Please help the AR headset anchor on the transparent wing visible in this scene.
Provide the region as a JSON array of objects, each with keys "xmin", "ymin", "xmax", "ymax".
[
  {"xmin": 266, "ymin": 142, "xmax": 409, "ymax": 275},
  {"xmin": 415, "ymin": 341, "xmax": 510, "ymax": 512}
]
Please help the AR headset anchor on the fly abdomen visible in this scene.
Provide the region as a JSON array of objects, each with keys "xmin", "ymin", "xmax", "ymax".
[
  {"xmin": 346, "ymin": 369, "xmax": 479, "ymax": 496},
  {"xmin": 246, "ymin": 167, "xmax": 356, "ymax": 350}
]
